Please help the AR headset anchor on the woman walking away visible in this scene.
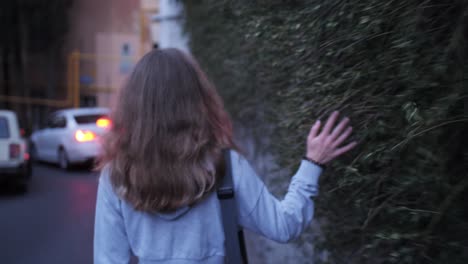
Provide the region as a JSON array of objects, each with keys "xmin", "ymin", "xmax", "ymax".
[{"xmin": 94, "ymin": 48, "xmax": 357, "ymax": 264}]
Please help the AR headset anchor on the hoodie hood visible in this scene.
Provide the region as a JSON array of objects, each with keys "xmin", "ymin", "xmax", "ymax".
[{"xmin": 156, "ymin": 206, "xmax": 191, "ymax": 220}]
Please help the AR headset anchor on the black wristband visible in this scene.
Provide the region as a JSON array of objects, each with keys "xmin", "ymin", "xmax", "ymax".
[{"xmin": 302, "ymin": 156, "xmax": 326, "ymax": 169}]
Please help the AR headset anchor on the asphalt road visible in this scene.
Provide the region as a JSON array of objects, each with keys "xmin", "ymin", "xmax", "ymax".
[
  {"xmin": 0, "ymin": 163, "xmax": 99, "ymax": 264},
  {"xmin": 0, "ymin": 162, "xmax": 292, "ymax": 264}
]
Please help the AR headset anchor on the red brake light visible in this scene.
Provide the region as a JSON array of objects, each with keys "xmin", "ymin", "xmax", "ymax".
[
  {"xmin": 9, "ymin": 144, "xmax": 20, "ymax": 159},
  {"xmin": 96, "ymin": 118, "xmax": 111, "ymax": 128},
  {"xmin": 75, "ymin": 130, "xmax": 96, "ymax": 142}
]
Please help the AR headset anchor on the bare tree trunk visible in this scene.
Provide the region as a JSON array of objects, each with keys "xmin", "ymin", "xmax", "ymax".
[
  {"xmin": 11, "ymin": 2, "xmax": 25, "ymax": 126},
  {"xmin": 2, "ymin": 45, "xmax": 11, "ymax": 109},
  {"xmin": 17, "ymin": 4, "xmax": 33, "ymax": 133},
  {"xmin": 45, "ymin": 48, "xmax": 58, "ymax": 114}
]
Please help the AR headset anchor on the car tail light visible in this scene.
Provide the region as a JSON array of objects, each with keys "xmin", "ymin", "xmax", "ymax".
[
  {"xmin": 22, "ymin": 143, "xmax": 29, "ymax": 160},
  {"xmin": 9, "ymin": 144, "xmax": 20, "ymax": 159},
  {"xmin": 75, "ymin": 130, "xmax": 96, "ymax": 142},
  {"xmin": 96, "ymin": 118, "xmax": 111, "ymax": 128}
]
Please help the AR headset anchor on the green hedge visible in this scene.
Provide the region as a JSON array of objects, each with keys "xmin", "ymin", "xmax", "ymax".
[{"xmin": 183, "ymin": 1, "xmax": 468, "ymax": 263}]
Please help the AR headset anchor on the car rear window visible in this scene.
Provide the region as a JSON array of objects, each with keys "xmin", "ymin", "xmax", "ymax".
[
  {"xmin": 0, "ymin": 117, "xmax": 10, "ymax": 138},
  {"xmin": 74, "ymin": 114, "xmax": 108, "ymax": 125}
]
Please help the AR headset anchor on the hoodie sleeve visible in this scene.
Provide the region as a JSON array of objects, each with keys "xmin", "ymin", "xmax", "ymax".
[
  {"xmin": 231, "ymin": 151, "xmax": 322, "ymax": 243},
  {"xmin": 94, "ymin": 170, "xmax": 131, "ymax": 264}
]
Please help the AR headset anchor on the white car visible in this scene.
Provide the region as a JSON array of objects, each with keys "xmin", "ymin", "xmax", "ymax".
[
  {"xmin": 0, "ymin": 110, "xmax": 32, "ymax": 189},
  {"xmin": 30, "ymin": 107, "xmax": 110, "ymax": 169}
]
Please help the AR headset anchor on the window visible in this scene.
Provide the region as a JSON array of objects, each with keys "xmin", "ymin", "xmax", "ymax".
[
  {"xmin": 0, "ymin": 117, "xmax": 10, "ymax": 138},
  {"xmin": 47, "ymin": 115, "xmax": 67, "ymax": 128},
  {"xmin": 74, "ymin": 114, "xmax": 108, "ymax": 125},
  {"xmin": 54, "ymin": 116, "xmax": 67, "ymax": 128},
  {"xmin": 46, "ymin": 116, "xmax": 55, "ymax": 128}
]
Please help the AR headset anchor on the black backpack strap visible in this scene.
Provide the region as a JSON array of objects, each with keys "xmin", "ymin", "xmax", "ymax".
[{"xmin": 218, "ymin": 149, "xmax": 248, "ymax": 264}]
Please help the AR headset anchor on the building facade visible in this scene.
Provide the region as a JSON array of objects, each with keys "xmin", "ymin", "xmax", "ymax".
[{"xmin": 65, "ymin": 0, "xmax": 159, "ymax": 108}]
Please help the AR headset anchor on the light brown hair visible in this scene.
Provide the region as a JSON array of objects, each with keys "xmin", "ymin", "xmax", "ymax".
[{"xmin": 98, "ymin": 48, "xmax": 236, "ymax": 213}]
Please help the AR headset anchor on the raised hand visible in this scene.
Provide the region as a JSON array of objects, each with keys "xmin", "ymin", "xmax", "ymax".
[{"xmin": 306, "ymin": 111, "xmax": 357, "ymax": 164}]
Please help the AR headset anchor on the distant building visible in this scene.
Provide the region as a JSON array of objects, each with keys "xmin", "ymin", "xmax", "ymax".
[{"xmin": 65, "ymin": 0, "xmax": 160, "ymax": 108}]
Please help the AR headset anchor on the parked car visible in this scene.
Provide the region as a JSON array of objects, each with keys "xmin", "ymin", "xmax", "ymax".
[
  {"xmin": 0, "ymin": 110, "xmax": 32, "ymax": 190},
  {"xmin": 30, "ymin": 107, "xmax": 110, "ymax": 170}
]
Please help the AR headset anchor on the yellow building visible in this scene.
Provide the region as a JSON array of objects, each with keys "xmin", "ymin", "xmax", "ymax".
[{"xmin": 65, "ymin": 0, "xmax": 160, "ymax": 108}]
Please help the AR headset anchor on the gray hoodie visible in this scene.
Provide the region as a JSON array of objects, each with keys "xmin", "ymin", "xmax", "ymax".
[{"xmin": 94, "ymin": 150, "xmax": 322, "ymax": 263}]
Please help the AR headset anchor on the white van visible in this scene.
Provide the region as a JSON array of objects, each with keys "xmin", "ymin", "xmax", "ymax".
[{"xmin": 0, "ymin": 110, "xmax": 32, "ymax": 190}]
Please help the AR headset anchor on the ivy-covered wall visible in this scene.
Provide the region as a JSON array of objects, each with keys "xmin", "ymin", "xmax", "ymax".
[{"xmin": 183, "ymin": 0, "xmax": 468, "ymax": 263}]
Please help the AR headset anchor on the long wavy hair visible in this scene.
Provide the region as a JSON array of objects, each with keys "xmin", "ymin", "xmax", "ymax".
[{"xmin": 98, "ymin": 48, "xmax": 236, "ymax": 213}]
